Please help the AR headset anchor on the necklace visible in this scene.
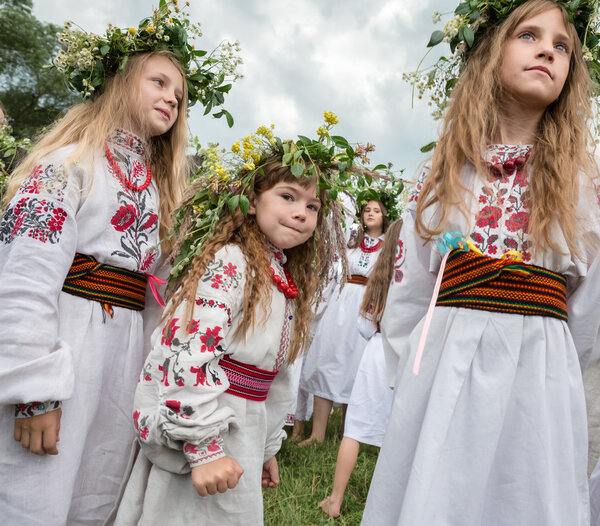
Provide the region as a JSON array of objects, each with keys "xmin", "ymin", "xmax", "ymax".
[
  {"xmin": 105, "ymin": 142, "xmax": 152, "ymax": 192},
  {"xmin": 360, "ymin": 238, "xmax": 382, "ymax": 253},
  {"xmin": 485, "ymin": 150, "xmax": 531, "ymax": 178},
  {"xmin": 270, "ymin": 265, "xmax": 298, "ymax": 299}
]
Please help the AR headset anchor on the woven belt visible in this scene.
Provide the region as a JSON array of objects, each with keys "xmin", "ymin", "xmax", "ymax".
[
  {"xmin": 347, "ymin": 274, "xmax": 368, "ymax": 286},
  {"xmin": 220, "ymin": 355, "xmax": 278, "ymax": 401},
  {"xmin": 62, "ymin": 253, "xmax": 147, "ymax": 314},
  {"xmin": 436, "ymin": 249, "xmax": 567, "ymax": 321}
]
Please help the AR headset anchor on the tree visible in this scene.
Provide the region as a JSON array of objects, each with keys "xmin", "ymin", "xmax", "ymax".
[{"xmin": 0, "ymin": 0, "xmax": 79, "ymax": 140}]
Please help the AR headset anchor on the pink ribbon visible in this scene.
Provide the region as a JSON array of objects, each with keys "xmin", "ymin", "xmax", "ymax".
[
  {"xmin": 412, "ymin": 250, "xmax": 451, "ymax": 376},
  {"xmin": 146, "ymin": 273, "xmax": 166, "ymax": 308}
]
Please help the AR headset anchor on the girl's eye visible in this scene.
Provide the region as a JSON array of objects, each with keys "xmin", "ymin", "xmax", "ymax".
[
  {"xmin": 307, "ymin": 204, "xmax": 320, "ymax": 212},
  {"xmin": 555, "ymin": 42, "xmax": 568, "ymax": 53},
  {"xmin": 519, "ymin": 32, "xmax": 534, "ymax": 41},
  {"xmin": 281, "ymin": 194, "xmax": 293, "ymax": 201},
  {"xmin": 153, "ymin": 78, "xmax": 164, "ymax": 86}
]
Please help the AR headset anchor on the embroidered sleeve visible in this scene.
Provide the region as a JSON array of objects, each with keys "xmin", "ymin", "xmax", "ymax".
[
  {"xmin": 0, "ymin": 153, "xmax": 80, "ymax": 407},
  {"xmin": 133, "ymin": 245, "xmax": 247, "ymax": 470}
]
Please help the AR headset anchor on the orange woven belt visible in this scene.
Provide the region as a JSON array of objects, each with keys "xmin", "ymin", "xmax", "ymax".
[
  {"xmin": 436, "ymin": 249, "xmax": 567, "ymax": 321},
  {"xmin": 62, "ymin": 253, "xmax": 147, "ymax": 313},
  {"xmin": 347, "ymin": 274, "xmax": 368, "ymax": 286}
]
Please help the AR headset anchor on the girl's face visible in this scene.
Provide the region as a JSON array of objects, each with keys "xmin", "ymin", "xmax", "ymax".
[
  {"xmin": 135, "ymin": 55, "xmax": 184, "ymax": 138},
  {"xmin": 249, "ymin": 180, "xmax": 321, "ymax": 250},
  {"xmin": 499, "ymin": 8, "xmax": 571, "ymax": 110},
  {"xmin": 363, "ymin": 200, "xmax": 383, "ymax": 235}
]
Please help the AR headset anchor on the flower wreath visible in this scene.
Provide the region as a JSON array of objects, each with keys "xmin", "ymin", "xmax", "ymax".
[
  {"xmin": 52, "ymin": 0, "xmax": 242, "ymax": 124},
  {"xmin": 355, "ymin": 180, "xmax": 404, "ymax": 223},
  {"xmin": 168, "ymin": 111, "xmax": 398, "ymax": 283},
  {"xmin": 407, "ymin": 0, "xmax": 600, "ymax": 120}
]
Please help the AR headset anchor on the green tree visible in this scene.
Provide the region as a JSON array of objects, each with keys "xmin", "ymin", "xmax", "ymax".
[{"xmin": 0, "ymin": 0, "xmax": 78, "ymax": 140}]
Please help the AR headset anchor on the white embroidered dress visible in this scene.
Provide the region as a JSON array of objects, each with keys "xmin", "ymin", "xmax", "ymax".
[
  {"xmin": 111, "ymin": 244, "xmax": 296, "ymax": 526},
  {"xmin": 300, "ymin": 235, "xmax": 384, "ymax": 404},
  {"xmin": 361, "ymin": 145, "xmax": 600, "ymax": 526},
  {"xmin": 0, "ymin": 130, "xmax": 161, "ymax": 526}
]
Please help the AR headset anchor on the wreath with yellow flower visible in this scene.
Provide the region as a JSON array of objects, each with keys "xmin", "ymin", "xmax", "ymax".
[
  {"xmin": 52, "ymin": 0, "xmax": 242, "ymax": 124},
  {"xmin": 169, "ymin": 111, "xmax": 399, "ymax": 282}
]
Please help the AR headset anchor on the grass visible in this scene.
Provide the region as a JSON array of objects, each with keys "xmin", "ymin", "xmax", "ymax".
[{"xmin": 263, "ymin": 409, "xmax": 379, "ymax": 526}]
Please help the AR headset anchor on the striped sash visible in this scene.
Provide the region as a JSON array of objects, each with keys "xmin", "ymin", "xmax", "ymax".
[
  {"xmin": 436, "ymin": 249, "xmax": 567, "ymax": 321},
  {"xmin": 347, "ymin": 274, "xmax": 368, "ymax": 286},
  {"xmin": 62, "ymin": 253, "xmax": 147, "ymax": 313},
  {"xmin": 220, "ymin": 355, "xmax": 278, "ymax": 401}
]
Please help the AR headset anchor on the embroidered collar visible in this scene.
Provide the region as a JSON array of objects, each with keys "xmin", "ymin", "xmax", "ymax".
[
  {"xmin": 268, "ymin": 242, "xmax": 287, "ymax": 266},
  {"xmin": 363, "ymin": 234, "xmax": 384, "ymax": 248},
  {"xmin": 107, "ymin": 129, "xmax": 147, "ymax": 157},
  {"xmin": 485, "ymin": 144, "xmax": 532, "ymax": 165}
]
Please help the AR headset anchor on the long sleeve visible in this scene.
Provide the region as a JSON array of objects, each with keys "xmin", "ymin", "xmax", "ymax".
[
  {"xmin": 134, "ymin": 245, "xmax": 247, "ymax": 473},
  {"xmin": 0, "ymin": 151, "xmax": 81, "ymax": 406}
]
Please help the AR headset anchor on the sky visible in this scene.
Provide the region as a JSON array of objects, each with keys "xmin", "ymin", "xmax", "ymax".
[{"xmin": 33, "ymin": 0, "xmax": 456, "ymax": 181}]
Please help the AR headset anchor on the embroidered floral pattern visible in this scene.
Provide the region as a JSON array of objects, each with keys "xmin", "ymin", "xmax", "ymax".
[
  {"xmin": 15, "ymin": 400, "xmax": 61, "ymax": 418},
  {"xmin": 393, "ymin": 239, "xmax": 406, "ymax": 283},
  {"xmin": 358, "ymin": 235, "xmax": 382, "ymax": 269},
  {"xmin": 184, "ymin": 435, "xmax": 226, "ymax": 467},
  {"xmin": 0, "ymin": 197, "xmax": 68, "ymax": 244},
  {"xmin": 195, "ymin": 297, "xmax": 233, "ymax": 325},
  {"xmin": 201, "ymin": 258, "xmax": 242, "ymax": 293},
  {"xmin": 109, "ymin": 129, "xmax": 146, "ymax": 156},
  {"xmin": 19, "ymin": 163, "xmax": 68, "ymax": 202}
]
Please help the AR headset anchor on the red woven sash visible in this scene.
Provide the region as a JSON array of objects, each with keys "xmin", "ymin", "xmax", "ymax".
[
  {"xmin": 436, "ymin": 249, "xmax": 567, "ymax": 321},
  {"xmin": 347, "ymin": 274, "xmax": 368, "ymax": 286},
  {"xmin": 62, "ymin": 253, "xmax": 147, "ymax": 312},
  {"xmin": 220, "ymin": 355, "xmax": 278, "ymax": 401}
]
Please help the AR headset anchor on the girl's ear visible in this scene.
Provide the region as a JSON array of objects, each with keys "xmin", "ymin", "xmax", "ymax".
[{"xmin": 248, "ymin": 192, "xmax": 257, "ymax": 215}]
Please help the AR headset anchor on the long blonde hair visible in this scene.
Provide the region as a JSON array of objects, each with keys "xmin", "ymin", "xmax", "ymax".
[
  {"xmin": 416, "ymin": 0, "xmax": 596, "ymax": 257},
  {"xmin": 165, "ymin": 159, "xmax": 336, "ymax": 365},
  {"xmin": 3, "ymin": 50, "xmax": 189, "ymax": 240}
]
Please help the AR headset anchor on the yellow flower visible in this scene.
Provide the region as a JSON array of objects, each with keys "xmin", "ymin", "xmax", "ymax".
[
  {"xmin": 251, "ymin": 153, "xmax": 260, "ymax": 163},
  {"xmin": 243, "ymin": 162, "xmax": 255, "ymax": 171},
  {"xmin": 316, "ymin": 126, "xmax": 328, "ymax": 137},
  {"xmin": 323, "ymin": 111, "xmax": 339, "ymax": 125},
  {"xmin": 256, "ymin": 125, "xmax": 272, "ymax": 138},
  {"xmin": 231, "ymin": 141, "xmax": 241, "ymax": 153},
  {"xmin": 128, "ymin": 27, "xmax": 137, "ymax": 35},
  {"xmin": 146, "ymin": 26, "xmax": 155, "ymax": 34}
]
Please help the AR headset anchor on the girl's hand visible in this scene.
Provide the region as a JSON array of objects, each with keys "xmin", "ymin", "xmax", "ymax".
[
  {"xmin": 191, "ymin": 456, "xmax": 244, "ymax": 497},
  {"xmin": 13, "ymin": 408, "xmax": 62, "ymax": 456},
  {"xmin": 261, "ymin": 456, "xmax": 279, "ymax": 488}
]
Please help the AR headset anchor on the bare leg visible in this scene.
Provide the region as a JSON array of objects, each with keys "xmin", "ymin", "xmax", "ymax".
[
  {"xmin": 299, "ymin": 395, "xmax": 332, "ymax": 447},
  {"xmin": 318, "ymin": 437, "xmax": 360, "ymax": 517},
  {"xmin": 290, "ymin": 419, "xmax": 305, "ymax": 441}
]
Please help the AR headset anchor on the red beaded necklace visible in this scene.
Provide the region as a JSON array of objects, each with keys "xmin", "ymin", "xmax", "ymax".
[
  {"xmin": 360, "ymin": 238, "xmax": 382, "ymax": 253},
  {"xmin": 270, "ymin": 265, "xmax": 298, "ymax": 299},
  {"xmin": 105, "ymin": 142, "xmax": 152, "ymax": 192},
  {"xmin": 485, "ymin": 150, "xmax": 531, "ymax": 178}
]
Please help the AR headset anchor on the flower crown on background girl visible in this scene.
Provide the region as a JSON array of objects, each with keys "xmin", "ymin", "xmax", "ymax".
[
  {"xmin": 168, "ymin": 111, "xmax": 400, "ymax": 284},
  {"xmin": 52, "ymin": 0, "xmax": 242, "ymax": 124},
  {"xmin": 406, "ymin": 0, "xmax": 600, "ymax": 120}
]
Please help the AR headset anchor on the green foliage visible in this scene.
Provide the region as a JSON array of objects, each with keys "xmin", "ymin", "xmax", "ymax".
[
  {"xmin": 0, "ymin": 0, "xmax": 79, "ymax": 140},
  {"xmin": 0, "ymin": 121, "xmax": 32, "ymax": 198},
  {"xmin": 263, "ymin": 409, "xmax": 377, "ymax": 525}
]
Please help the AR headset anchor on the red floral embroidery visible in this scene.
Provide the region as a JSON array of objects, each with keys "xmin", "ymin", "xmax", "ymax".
[
  {"xmin": 475, "ymin": 206, "xmax": 502, "ymax": 228},
  {"xmin": 141, "ymin": 213, "xmax": 158, "ymax": 230},
  {"xmin": 187, "ymin": 320, "xmax": 200, "ymax": 334},
  {"xmin": 200, "ymin": 326, "xmax": 223, "ymax": 353},
  {"xmin": 47, "ymin": 208, "xmax": 67, "ymax": 232},
  {"xmin": 133, "ymin": 410, "xmax": 140, "ymax": 430},
  {"xmin": 111, "ymin": 204, "xmax": 137, "ymax": 232},
  {"xmin": 162, "ymin": 318, "xmax": 180, "ymax": 346},
  {"xmin": 471, "ymin": 232, "xmax": 484, "ymax": 244},
  {"xmin": 140, "ymin": 249, "xmax": 157, "ymax": 272},
  {"xmin": 207, "ymin": 439, "xmax": 221, "ymax": 452},
  {"xmin": 140, "ymin": 427, "xmax": 149, "ymax": 440},
  {"xmin": 210, "ymin": 274, "xmax": 223, "ymax": 289},
  {"xmin": 191, "ymin": 364, "xmax": 207, "ymax": 386},
  {"xmin": 487, "ymin": 245, "xmax": 498, "ymax": 255},
  {"xmin": 505, "ymin": 211, "xmax": 528, "ymax": 232},
  {"xmin": 166, "ymin": 400, "xmax": 181, "ymax": 413},
  {"xmin": 184, "ymin": 443, "xmax": 198, "ymax": 455},
  {"xmin": 223, "ymin": 263, "xmax": 237, "ymax": 277}
]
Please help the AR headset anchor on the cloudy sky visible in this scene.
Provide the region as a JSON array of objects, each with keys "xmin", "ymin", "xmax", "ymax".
[{"xmin": 33, "ymin": 0, "xmax": 456, "ymax": 180}]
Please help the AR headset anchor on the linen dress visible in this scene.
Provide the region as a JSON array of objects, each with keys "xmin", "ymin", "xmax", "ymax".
[
  {"xmin": 0, "ymin": 130, "xmax": 162, "ymax": 525},
  {"xmin": 300, "ymin": 235, "xmax": 384, "ymax": 404},
  {"xmin": 361, "ymin": 145, "xmax": 600, "ymax": 526},
  {"xmin": 111, "ymin": 244, "xmax": 297, "ymax": 526},
  {"xmin": 344, "ymin": 318, "xmax": 394, "ymax": 447}
]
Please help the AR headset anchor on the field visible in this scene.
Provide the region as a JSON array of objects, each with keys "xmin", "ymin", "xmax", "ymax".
[{"xmin": 263, "ymin": 409, "xmax": 378, "ymax": 526}]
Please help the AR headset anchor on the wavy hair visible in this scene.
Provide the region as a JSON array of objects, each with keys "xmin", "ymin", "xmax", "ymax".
[
  {"xmin": 3, "ymin": 50, "xmax": 189, "ymax": 241},
  {"xmin": 359, "ymin": 218, "xmax": 403, "ymax": 326},
  {"xmin": 415, "ymin": 0, "xmax": 596, "ymax": 257},
  {"xmin": 165, "ymin": 158, "xmax": 336, "ymax": 365}
]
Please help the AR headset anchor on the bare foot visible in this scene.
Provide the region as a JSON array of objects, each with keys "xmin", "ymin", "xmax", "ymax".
[
  {"xmin": 298, "ymin": 436, "xmax": 323, "ymax": 448},
  {"xmin": 318, "ymin": 495, "xmax": 341, "ymax": 518},
  {"xmin": 289, "ymin": 421, "xmax": 305, "ymax": 442}
]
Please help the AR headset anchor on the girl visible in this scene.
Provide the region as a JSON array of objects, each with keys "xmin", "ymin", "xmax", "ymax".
[
  {"xmin": 109, "ymin": 151, "xmax": 343, "ymax": 525},
  {"xmin": 362, "ymin": 1, "xmax": 600, "ymax": 524},
  {"xmin": 319, "ymin": 218, "xmax": 402, "ymax": 518},
  {"xmin": 0, "ymin": 48, "xmax": 190, "ymax": 526},
  {"xmin": 298, "ymin": 199, "xmax": 390, "ymax": 446}
]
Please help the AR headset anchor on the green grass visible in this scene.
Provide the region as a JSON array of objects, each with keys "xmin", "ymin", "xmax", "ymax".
[{"xmin": 263, "ymin": 409, "xmax": 378, "ymax": 526}]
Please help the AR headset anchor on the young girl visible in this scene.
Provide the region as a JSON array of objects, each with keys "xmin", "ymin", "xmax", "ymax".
[
  {"xmin": 362, "ymin": 1, "xmax": 600, "ymax": 524},
  {"xmin": 298, "ymin": 199, "xmax": 390, "ymax": 446},
  {"xmin": 319, "ymin": 218, "xmax": 402, "ymax": 518},
  {"xmin": 109, "ymin": 147, "xmax": 346, "ymax": 525}
]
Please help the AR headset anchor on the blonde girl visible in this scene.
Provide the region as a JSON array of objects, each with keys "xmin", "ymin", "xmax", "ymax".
[
  {"xmin": 362, "ymin": 1, "xmax": 600, "ymax": 524},
  {"xmin": 110, "ymin": 155, "xmax": 341, "ymax": 525},
  {"xmin": 0, "ymin": 49, "xmax": 189, "ymax": 524},
  {"xmin": 319, "ymin": 218, "xmax": 402, "ymax": 518},
  {"xmin": 298, "ymin": 199, "xmax": 389, "ymax": 446}
]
